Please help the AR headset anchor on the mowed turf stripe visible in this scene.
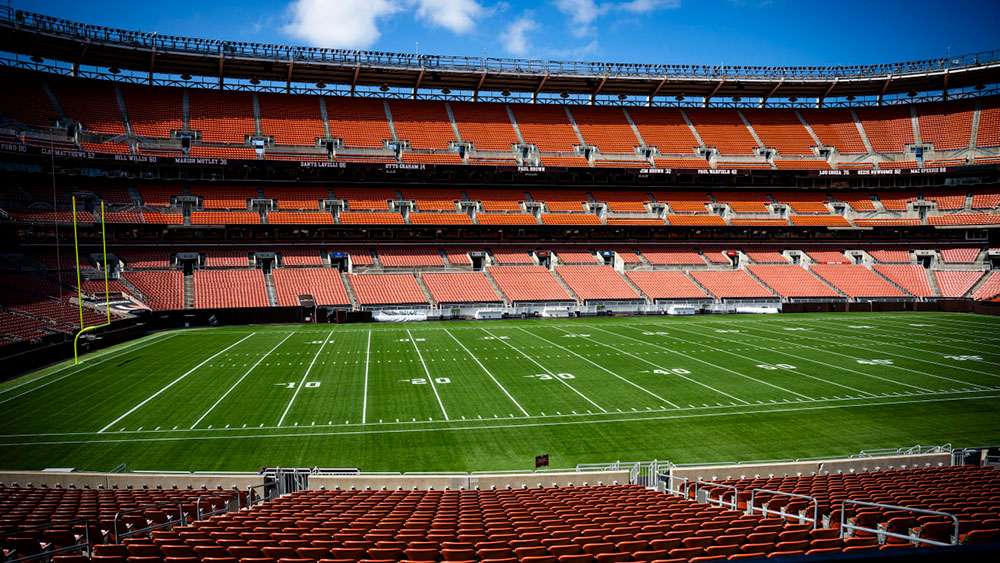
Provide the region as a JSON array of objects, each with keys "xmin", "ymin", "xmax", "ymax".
[
  {"xmin": 277, "ymin": 330, "xmax": 369, "ymax": 427},
  {"xmin": 444, "ymin": 328, "xmax": 530, "ymax": 417},
  {"xmin": 364, "ymin": 329, "xmax": 451, "ymax": 424},
  {"xmin": 446, "ymin": 328, "xmax": 606, "ymax": 416},
  {"xmin": 793, "ymin": 317, "xmax": 1000, "ymax": 370},
  {"xmin": 659, "ymin": 321, "xmax": 916, "ymax": 396},
  {"xmin": 98, "ymin": 332, "xmax": 257, "ymax": 433},
  {"xmin": 194, "ymin": 331, "xmax": 339, "ymax": 429},
  {"xmin": 277, "ymin": 329, "xmax": 335, "ymax": 426},
  {"xmin": 0, "ymin": 333, "xmax": 218, "ymax": 434},
  {"xmin": 519, "ymin": 327, "xmax": 680, "ymax": 409},
  {"xmin": 591, "ymin": 326, "xmax": 808, "ymax": 403},
  {"xmin": 741, "ymin": 321, "xmax": 993, "ymax": 391},
  {"xmin": 410, "ymin": 330, "xmax": 530, "ymax": 420}
]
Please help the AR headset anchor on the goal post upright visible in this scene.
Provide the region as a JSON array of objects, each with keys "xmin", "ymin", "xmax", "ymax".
[{"xmin": 72, "ymin": 197, "xmax": 112, "ymax": 364}]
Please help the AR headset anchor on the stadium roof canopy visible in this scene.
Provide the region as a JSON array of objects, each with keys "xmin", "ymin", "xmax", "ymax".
[{"xmin": 2, "ymin": 8, "xmax": 1000, "ymax": 105}]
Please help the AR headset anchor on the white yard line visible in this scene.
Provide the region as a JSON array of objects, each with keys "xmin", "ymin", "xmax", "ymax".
[
  {"xmin": 0, "ymin": 332, "xmax": 177, "ymax": 403},
  {"xmin": 10, "ymin": 393, "xmax": 997, "ymax": 447},
  {"xmin": 480, "ymin": 327, "xmax": 608, "ymax": 413},
  {"xmin": 739, "ymin": 321, "xmax": 994, "ymax": 389},
  {"xmin": 594, "ymin": 326, "xmax": 814, "ymax": 401},
  {"xmin": 98, "ymin": 333, "xmax": 255, "ymax": 433},
  {"xmin": 406, "ymin": 329, "xmax": 449, "ymax": 421},
  {"xmin": 276, "ymin": 329, "xmax": 334, "ymax": 427},
  {"xmin": 362, "ymin": 330, "xmax": 371, "ymax": 424},
  {"xmin": 531, "ymin": 327, "xmax": 680, "ymax": 408},
  {"xmin": 445, "ymin": 329, "xmax": 530, "ymax": 417},
  {"xmin": 579, "ymin": 328, "xmax": 750, "ymax": 404},
  {"xmin": 654, "ymin": 324, "xmax": 877, "ymax": 397},
  {"xmin": 189, "ymin": 332, "xmax": 295, "ymax": 429},
  {"xmin": 815, "ymin": 317, "xmax": 1000, "ymax": 359}
]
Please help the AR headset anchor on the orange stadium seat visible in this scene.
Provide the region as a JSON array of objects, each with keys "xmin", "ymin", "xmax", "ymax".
[
  {"xmin": 279, "ymin": 247, "xmax": 326, "ymax": 266},
  {"xmin": 186, "ymin": 145, "xmax": 256, "ymax": 159},
  {"xmin": 935, "ymin": 270, "xmax": 985, "ymax": 297},
  {"xmin": 922, "ymin": 189, "xmax": 967, "ymax": 211},
  {"xmin": 928, "ymin": 213, "xmax": 1000, "ymax": 226},
  {"xmin": 265, "ymin": 187, "xmax": 329, "ymax": 210},
  {"xmin": 53, "ymin": 81, "xmax": 125, "ymax": 136},
  {"xmin": 121, "ymin": 271, "xmax": 184, "ymax": 310},
  {"xmin": 188, "ymin": 90, "xmax": 255, "ymax": 143},
  {"xmin": 477, "ymin": 213, "xmax": 537, "ymax": 225},
  {"xmin": 628, "ymin": 108, "xmax": 700, "ymax": 154},
  {"xmin": 590, "ymin": 191, "xmax": 650, "ymax": 213},
  {"xmin": 0, "ymin": 75, "xmax": 57, "ymax": 128},
  {"xmin": 389, "ymin": 100, "xmax": 456, "ymax": 150},
  {"xmin": 268, "ymin": 211, "xmax": 334, "ymax": 224},
  {"xmin": 805, "ymin": 250, "xmax": 850, "ymax": 264},
  {"xmin": 409, "ymin": 213, "xmax": 473, "ymax": 225},
  {"xmin": 509, "ymin": 104, "xmax": 580, "ymax": 152},
  {"xmin": 855, "ymin": 106, "xmax": 914, "ymax": 153},
  {"xmin": 978, "ymin": 99, "xmax": 1000, "ymax": 147},
  {"xmin": 970, "ymin": 188, "xmax": 1000, "ymax": 209},
  {"xmin": 422, "ymin": 272, "xmax": 503, "ymax": 304},
  {"xmin": 335, "ymin": 188, "xmax": 399, "ymax": 210},
  {"xmin": 711, "ymin": 191, "xmax": 771, "ymax": 213},
  {"xmin": 376, "ymin": 247, "xmax": 444, "ymax": 268},
  {"xmin": 939, "ymin": 247, "xmax": 981, "ymax": 263},
  {"xmin": 972, "ymin": 271, "xmax": 1000, "ymax": 300},
  {"xmin": 747, "ymin": 265, "xmax": 839, "ymax": 298},
  {"xmin": 625, "ymin": 271, "xmax": 709, "ymax": 299},
  {"xmin": 867, "ymin": 248, "xmax": 911, "ymax": 263},
  {"xmin": 555, "ymin": 266, "xmax": 641, "ymax": 301},
  {"xmin": 122, "ymin": 85, "xmax": 183, "ymax": 139},
  {"xmin": 656, "ymin": 191, "xmax": 712, "ymax": 213},
  {"xmin": 640, "ymin": 249, "xmax": 705, "ymax": 265},
  {"xmin": 488, "ymin": 266, "xmax": 573, "ymax": 302},
  {"xmin": 195, "ymin": 186, "xmax": 258, "ymax": 209},
  {"xmin": 666, "ymin": 215, "xmax": 726, "ymax": 226},
  {"xmin": 689, "ymin": 270, "xmax": 774, "ymax": 299},
  {"xmin": 190, "ymin": 211, "xmax": 259, "ymax": 225},
  {"xmin": 338, "ymin": 212, "xmax": 405, "ymax": 224},
  {"xmin": 743, "ymin": 109, "xmax": 815, "ymax": 155},
  {"xmin": 873, "ymin": 265, "xmax": 934, "ymax": 297},
  {"xmin": 450, "ymin": 102, "xmax": 520, "ymax": 151},
  {"xmin": 554, "ymin": 249, "xmax": 598, "ymax": 264},
  {"xmin": 194, "ymin": 269, "xmax": 268, "ymax": 308},
  {"xmin": 532, "ymin": 190, "xmax": 590, "ymax": 212},
  {"xmin": 541, "ymin": 214, "xmax": 602, "ymax": 226},
  {"xmin": 349, "ymin": 274, "xmax": 428, "ymax": 305},
  {"xmin": 799, "ymin": 109, "xmax": 867, "ymax": 153},
  {"xmin": 570, "ymin": 107, "xmax": 640, "ymax": 153},
  {"xmin": 467, "ymin": 189, "xmax": 527, "ymax": 211},
  {"xmin": 403, "ymin": 189, "xmax": 464, "ymax": 211},
  {"xmin": 259, "ymin": 94, "xmax": 324, "ymax": 146},
  {"xmin": 809, "ymin": 264, "xmax": 906, "ymax": 298},
  {"xmin": 789, "ymin": 215, "xmax": 851, "ymax": 227},
  {"xmin": 917, "ymin": 101, "xmax": 975, "ymax": 150},
  {"xmin": 685, "ymin": 109, "xmax": 758, "ymax": 155},
  {"xmin": 540, "ymin": 155, "xmax": 590, "ymax": 167},
  {"xmin": 272, "ymin": 268, "xmax": 350, "ymax": 306},
  {"xmin": 326, "ymin": 96, "xmax": 391, "ymax": 148},
  {"xmin": 745, "ymin": 251, "xmax": 788, "ymax": 263}
]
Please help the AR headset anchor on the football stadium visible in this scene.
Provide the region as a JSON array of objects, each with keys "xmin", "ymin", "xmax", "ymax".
[{"xmin": 1, "ymin": 1, "xmax": 1000, "ymax": 561}]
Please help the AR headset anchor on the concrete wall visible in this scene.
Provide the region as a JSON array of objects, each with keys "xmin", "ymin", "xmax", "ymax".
[
  {"xmin": 670, "ymin": 452, "xmax": 952, "ymax": 483},
  {"xmin": 308, "ymin": 470, "xmax": 632, "ymax": 490},
  {"xmin": 0, "ymin": 471, "xmax": 263, "ymax": 490}
]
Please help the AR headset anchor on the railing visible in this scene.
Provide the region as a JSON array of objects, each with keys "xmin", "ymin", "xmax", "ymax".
[
  {"xmin": 3, "ymin": 7, "xmax": 999, "ymax": 81},
  {"xmin": 748, "ymin": 488, "xmax": 819, "ymax": 529},
  {"xmin": 693, "ymin": 480, "xmax": 740, "ymax": 510},
  {"xmin": 2, "ymin": 516, "xmax": 93, "ymax": 563},
  {"xmin": 839, "ymin": 499, "xmax": 959, "ymax": 547}
]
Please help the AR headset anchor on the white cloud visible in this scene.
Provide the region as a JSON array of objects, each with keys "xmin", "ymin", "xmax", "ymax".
[
  {"xmin": 553, "ymin": 0, "xmax": 680, "ymax": 38},
  {"xmin": 502, "ymin": 15, "xmax": 538, "ymax": 56},
  {"xmin": 283, "ymin": 0, "xmax": 402, "ymax": 49},
  {"xmin": 283, "ymin": 0, "xmax": 488, "ymax": 49},
  {"xmin": 415, "ymin": 0, "xmax": 486, "ymax": 34}
]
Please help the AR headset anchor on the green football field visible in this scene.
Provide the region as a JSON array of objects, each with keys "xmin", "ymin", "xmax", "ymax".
[{"xmin": 2, "ymin": 312, "xmax": 999, "ymax": 473}]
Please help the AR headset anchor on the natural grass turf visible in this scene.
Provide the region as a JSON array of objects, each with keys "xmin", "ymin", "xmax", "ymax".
[{"xmin": 1, "ymin": 312, "xmax": 999, "ymax": 472}]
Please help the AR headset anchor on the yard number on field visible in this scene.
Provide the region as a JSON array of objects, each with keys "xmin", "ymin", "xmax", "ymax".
[
  {"xmin": 279, "ymin": 381, "xmax": 321, "ymax": 388},
  {"xmin": 653, "ymin": 368, "xmax": 691, "ymax": 375},
  {"xmin": 403, "ymin": 378, "xmax": 451, "ymax": 385},
  {"xmin": 527, "ymin": 373, "xmax": 576, "ymax": 380},
  {"xmin": 857, "ymin": 359, "xmax": 894, "ymax": 365},
  {"xmin": 756, "ymin": 364, "xmax": 797, "ymax": 370},
  {"xmin": 642, "ymin": 331, "xmax": 669, "ymax": 336},
  {"xmin": 944, "ymin": 355, "xmax": 982, "ymax": 361}
]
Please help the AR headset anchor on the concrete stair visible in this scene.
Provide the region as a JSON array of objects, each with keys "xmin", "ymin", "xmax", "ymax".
[
  {"xmin": 415, "ymin": 273, "xmax": 435, "ymax": 306},
  {"xmin": 806, "ymin": 265, "xmax": 850, "ymax": 299},
  {"xmin": 482, "ymin": 268, "xmax": 510, "ymax": 305},
  {"xmin": 618, "ymin": 271, "xmax": 650, "ymax": 303},
  {"xmin": 550, "ymin": 268, "xmax": 581, "ymax": 304},
  {"xmin": 966, "ymin": 271, "xmax": 996, "ymax": 298},
  {"xmin": 340, "ymin": 271, "xmax": 358, "ymax": 309},
  {"xmin": 183, "ymin": 274, "xmax": 195, "ymax": 309},
  {"xmin": 682, "ymin": 270, "xmax": 716, "ymax": 301},
  {"xmin": 850, "ymin": 109, "xmax": 876, "ymax": 155},
  {"xmin": 927, "ymin": 269, "xmax": 942, "ymax": 297},
  {"xmin": 263, "ymin": 272, "xmax": 278, "ymax": 306},
  {"xmin": 870, "ymin": 266, "xmax": 917, "ymax": 299}
]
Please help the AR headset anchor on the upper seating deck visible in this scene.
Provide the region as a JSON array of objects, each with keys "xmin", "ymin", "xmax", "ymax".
[
  {"xmin": 509, "ymin": 105, "xmax": 579, "ymax": 152},
  {"xmin": 685, "ymin": 109, "xmax": 757, "ymax": 155},
  {"xmin": 388, "ymin": 100, "xmax": 455, "ymax": 150},
  {"xmin": 571, "ymin": 107, "xmax": 640, "ymax": 153},
  {"xmin": 450, "ymin": 102, "xmax": 519, "ymax": 152}
]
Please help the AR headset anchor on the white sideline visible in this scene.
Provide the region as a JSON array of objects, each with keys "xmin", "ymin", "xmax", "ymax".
[
  {"xmin": 480, "ymin": 327, "xmax": 608, "ymax": 413},
  {"xmin": 445, "ymin": 328, "xmax": 530, "ymax": 417},
  {"xmin": 0, "ymin": 332, "xmax": 176, "ymax": 404},
  {"xmin": 98, "ymin": 333, "xmax": 255, "ymax": 433},
  {"xmin": 575, "ymin": 328, "xmax": 749, "ymax": 404},
  {"xmin": 12, "ymin": 393, "xmax": 997, "ymax": 447},
  {"xmin": 189, "ymin": 332, "xmax": 296, "ymax": 429},
  {"xmin": 852, "ymin": 316, "xmax": 1000, "ymax": 350},
  {"xmin": 277, "ymin": 329, "xmax": 334, "ymax": 427},
  {"xmin": 407, "ymin": 329, "xmax": 450, "ymax": 421},
  {"xmin": 527, "ymin": 327, "xmax": 681, "ymax": 409},
  {"xmin": 362, "ymin": 330, "xmax": 371, "ymax": 424}
]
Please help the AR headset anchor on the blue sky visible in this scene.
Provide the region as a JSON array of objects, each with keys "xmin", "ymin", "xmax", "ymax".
[{"xmin": 13, "ymin": 0, "xmax": 1000, "ymax": 65}]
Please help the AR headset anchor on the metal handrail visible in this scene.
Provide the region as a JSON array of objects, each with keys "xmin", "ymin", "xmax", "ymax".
[
  {"xmin": 694, "ymin": 480, "xmax": 740, "ymax": 510},
  {"xmin": 112, "ymin": 500, "xmax": 186, "ymax": 543},
  {"xmin": 4, "ymin": 7, "xmax": 998, "ymax": 80},
  {"xmin": 3, "ymin": 517, "xmax": 92, "ymax": 563},
  {"xmin": 839, "ymin": 499, "xmax": 959, "ymax": 547},
  {"xmin": 749, "ymin": 488, "xmax": 819, "ymax": 529}
]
